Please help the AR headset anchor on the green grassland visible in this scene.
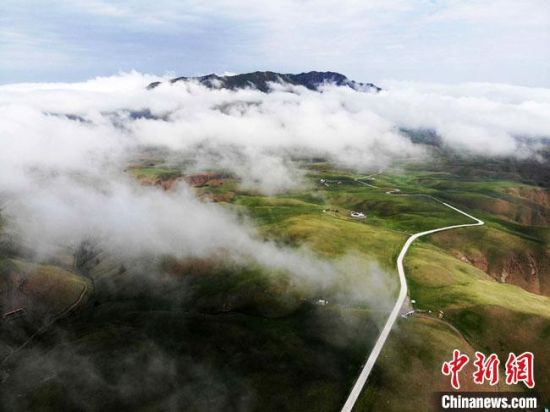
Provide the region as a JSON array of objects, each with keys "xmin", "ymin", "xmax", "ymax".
[
  {"xmin": 127, "ymin": 165, "xmax": 182, "ymax": 181},
  {"xmin": 1, "ymin": 259, "xmax": 90, "ymax": 318},
  {"xmin": 355, "ymin": 316, "xmax": 523, "ymax": 412},
  {"xmin": 357, "ymin": 241, "xmax": 550, "ymax": 410},
  {"xmin": 1, "ymin": 261, "xmax": 380, "ymax": 411},
  {"xmin": 222, "ymin": 163, "xmax": 550, "ymax": 407},
  {"xmin": 232, "ymin": 162, "xmax": 550, "ymax": 408},
  {"xmin": 1, "ymin": 156, "xmax": 549, "ymax": 410}
]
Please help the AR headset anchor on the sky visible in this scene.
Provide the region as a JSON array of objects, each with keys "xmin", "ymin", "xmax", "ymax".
[{"xmin": 1, "ymin": 0, "xmax": 549, "ymax": 86}]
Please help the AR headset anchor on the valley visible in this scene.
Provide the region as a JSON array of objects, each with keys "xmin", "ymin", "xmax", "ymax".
[{"xmin": 1, "ymin": 152, "xmax": 548, "ymax": 411}]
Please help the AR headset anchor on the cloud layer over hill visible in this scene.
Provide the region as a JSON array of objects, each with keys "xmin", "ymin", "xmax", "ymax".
[{"xmin": 0, "ymin": 72, "xmax": 549, "ymax": 272}]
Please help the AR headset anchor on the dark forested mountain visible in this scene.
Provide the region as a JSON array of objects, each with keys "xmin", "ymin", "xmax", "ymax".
[{"xmin": 147, "ymin": 71, "xmax": 381, "ymax": 92}]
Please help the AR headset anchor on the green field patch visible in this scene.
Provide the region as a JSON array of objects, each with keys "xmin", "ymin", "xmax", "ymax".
[{"xmin": 128, "ymin": 166, "xmax": 182, "ymax": 181}]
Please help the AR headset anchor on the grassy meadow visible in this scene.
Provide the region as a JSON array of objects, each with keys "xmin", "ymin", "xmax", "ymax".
[{"xmin": 0, "ymin": 156, "xmax": 549, "ymax": 410}]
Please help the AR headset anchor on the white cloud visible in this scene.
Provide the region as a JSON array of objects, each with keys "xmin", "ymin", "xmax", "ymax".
[
  {"xmin": 0, "ymin": 73, "xmax": 548, "ymax": 268},
  {"xmin": 0, "ymin": 72, "xmax": 546, "ymax": 322},
  {"xmin": 376, "ymin": 80, "xmax": 550, "ymax": 154},
  {"xmin": 428, "ymin": 0, "xmax": 550, "ymax": 26},
  {"xmin": 0, "ymin": 73, "xmax": 405, "ymax": 303}
]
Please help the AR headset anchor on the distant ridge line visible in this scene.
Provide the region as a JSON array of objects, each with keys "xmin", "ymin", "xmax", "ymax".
[{"xmin": 147, "ymin": 71, "xmax": 381, "ymax": 93}]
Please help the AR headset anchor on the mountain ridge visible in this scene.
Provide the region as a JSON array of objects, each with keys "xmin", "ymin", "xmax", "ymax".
[{"xmin": 147, "ymin": 71, "xmax": 381, "ymax": 93}]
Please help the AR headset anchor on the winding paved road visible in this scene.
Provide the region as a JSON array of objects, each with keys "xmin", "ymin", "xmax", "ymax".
[{"xmin": 341, "ymin": 187, "xmax": 484, "ymax": 412}]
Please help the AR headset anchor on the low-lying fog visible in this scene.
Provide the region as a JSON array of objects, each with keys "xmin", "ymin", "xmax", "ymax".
[{"xmin": 0, "ymin": 72, "xmax": 549, "ymax": 300}]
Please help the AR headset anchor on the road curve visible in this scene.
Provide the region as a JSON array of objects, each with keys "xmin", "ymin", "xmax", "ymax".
[
  {"xmin": 340, "ymin": 199, "xmax": 484, "ymax": 412},
  {"xmin": 1, "ymin": 281, "xmax": 90, "ymax": 366}
]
